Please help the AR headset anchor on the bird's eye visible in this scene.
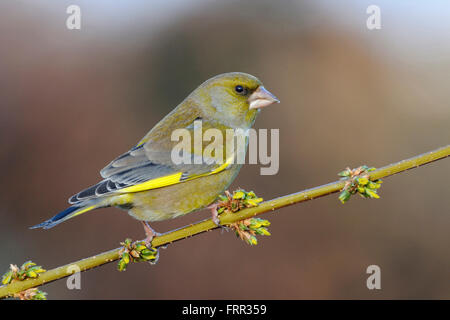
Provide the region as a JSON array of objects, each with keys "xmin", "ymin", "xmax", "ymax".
[{"xmin": 234, "ymin": 85, "xmax": 247, "ymax": 95}]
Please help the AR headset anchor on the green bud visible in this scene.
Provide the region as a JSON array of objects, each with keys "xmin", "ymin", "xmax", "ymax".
[
  {"xmin": 28, "ymin": 266, "xmax": 45, "ymax": 274},
  {"xmin": 245, "ymin": 198, "xmax": 263, "ymax": 207},
  {"xmin": 248, "ymin": 236, "xmax": 258, "ymax": 246},
  {"xmin": 367, "ymin": 182, "xmax": 377, "ymax": 189},
  {"xmin": 339, "ymin": 190, "xmax": 351, "ymax": 203},
  {"xmin": 233, "ymin": 190, "xmax": 245, "ymax": 200},
  {"xmin": 338, "ymin": 170, "xmax": 350, "ymax": 177},
  {"xmin": 1, "ymin": 271, "xmax": 13, "ymax": 285},
  {"xmin": 239, "ymin": 224, "xmax": 249, "ymax": 231},
  {"xmin": 357, "ymin": 177, "xmax": 369, "ymax": 186},
  {"xmin": 21, "ymin": 261, "xmax": 36, "ymax": 270},
  {"xmin": 143, "ymin": 255, "xmax": 157, "ymax": 262},
  {"xmin": 365, "ymin": 189, "xmax": 380, "ymax": 199},
  {"xmin": 135, "ymin": 244, "xmax": 147, "ymax": 252},
  {"xmin": 33, "ymin": 290, "xmax": 47, "ymax": 300},
  {"xmin": 117, "ymin": 260, "xmax": 127, "ymax": 272},
  {"xmin": 18, "ymin": 270, "xmax": 27, "ymax": 280},
  {"xmin": 250, "ymin": 220, "xmax": 262, "ymax": 229},
  {"xmin": 122, "ymin": 252, "xmax": 130, "ymax": 264},
  {"xmin": 218, "ymin": 194, "xmax": 228, "ymax": 201},
  {"xmin": 257, "ymin": 219, "xmax": 271, "ymax": 227}
]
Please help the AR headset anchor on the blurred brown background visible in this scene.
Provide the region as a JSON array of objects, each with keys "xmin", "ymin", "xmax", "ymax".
[{"xmin": 0, "ymin": 0, "xmax": 449, "ymax": 299}]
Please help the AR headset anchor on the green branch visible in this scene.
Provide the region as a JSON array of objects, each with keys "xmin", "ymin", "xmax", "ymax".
[{"xmin": 1, "ymin": 144, "xmax": 449, "ymax": 299}]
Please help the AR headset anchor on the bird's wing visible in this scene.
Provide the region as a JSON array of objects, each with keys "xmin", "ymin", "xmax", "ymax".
[{"xmin": 69, "ymin": 112, "xmax": 236, "ymax": 204}]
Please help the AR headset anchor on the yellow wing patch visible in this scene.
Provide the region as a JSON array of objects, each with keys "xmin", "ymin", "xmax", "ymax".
[
  {"xmin": 117, "ymin": 157, "xmax": 234, "ymax": 194},
  {"xmin": 71, "ymin": 205, "xmax": 96, "ymax": 217},
  {"xmin": 183, "ymin": 158, "xmax": 232, "ymax": 182},
  {"xmin": 118, "ymin": 172, "xmax": 183, "ymax": 193}
]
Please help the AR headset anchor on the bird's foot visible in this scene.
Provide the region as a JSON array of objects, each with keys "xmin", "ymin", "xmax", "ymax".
[
  {"xmin": 208, "ymin": 203, "xmax": 222, "ymax": 227},
  {"xmin": 208, "ymin": 191, "xmax": 234, "ymax": 230},
  {"xmin": 141, "ymin": 221, "xmax": 161, "ymax": 247}
]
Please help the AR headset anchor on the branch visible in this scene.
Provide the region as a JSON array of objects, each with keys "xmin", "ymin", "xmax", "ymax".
[{"xmin": 1, "ymin": 145, "xmax": 449, "ymax": 298}]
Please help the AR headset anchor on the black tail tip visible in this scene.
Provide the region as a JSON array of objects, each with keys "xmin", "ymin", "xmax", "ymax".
[
  {"xmin": 30, "ymin": 220, "xmax": 56, "ymax": 230},
  {"xmin": 30, "ymin": 206, "xmax": 80, "ymax": 230}
]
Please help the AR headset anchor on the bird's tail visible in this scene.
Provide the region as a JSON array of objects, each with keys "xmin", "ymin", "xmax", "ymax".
[{"xmin": 30, "ymin": 204, "xmax": 98, "ymax": 229}]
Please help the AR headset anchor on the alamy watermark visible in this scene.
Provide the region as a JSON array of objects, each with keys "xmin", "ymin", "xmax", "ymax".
[
  {"xmin": 66, "ymin": 264, "xmax": 81, "ymax": 290},
  {"xmin": 171, "ymin": 120, "xmax": 279, "ymax": 175},
  {"xmin": 366, "ymin": 5, "xmax": 381, "ymax": 30},
  {"xmin": 366, "ymin": 265, "xmax": 381, "ymax": 290},
  {"xmin": 66, "ymin": 5, "xmax": 81, "ymax": 30}
]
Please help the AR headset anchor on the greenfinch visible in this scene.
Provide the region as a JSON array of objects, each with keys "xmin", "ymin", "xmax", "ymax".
[{"xmin": 31, "ymin": 72, "xmax": 279, "ymax": 243}]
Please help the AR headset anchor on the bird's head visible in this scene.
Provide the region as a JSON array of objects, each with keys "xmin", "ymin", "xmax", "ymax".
[{"xmin": 190, "ymin": 72, "xmax": 280, "ymax": 128}]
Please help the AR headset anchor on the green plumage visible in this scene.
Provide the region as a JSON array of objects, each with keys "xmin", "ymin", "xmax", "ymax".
[{"xmin": 32, "ymin": 72, "xmax": 279, "ymax": 230}]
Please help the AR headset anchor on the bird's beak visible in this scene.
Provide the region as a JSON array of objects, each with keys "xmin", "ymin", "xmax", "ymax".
[{"xmin": 248, "ymin": 86, "xmax": 280, "ymax": 109}]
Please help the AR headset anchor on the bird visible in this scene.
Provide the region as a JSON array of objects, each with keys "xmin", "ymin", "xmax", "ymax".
[{"xmin": 31, "ymin": 72, "xmax": 279, "ymax": 245}]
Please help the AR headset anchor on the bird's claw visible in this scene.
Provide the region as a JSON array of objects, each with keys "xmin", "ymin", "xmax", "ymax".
[
  {"xmin": 142, "ymin": 221, "xmax": 161, "ymax": 247},
  {"xmin": 208, "ymin": 203, "xmax": 229, "ymax": 231}
]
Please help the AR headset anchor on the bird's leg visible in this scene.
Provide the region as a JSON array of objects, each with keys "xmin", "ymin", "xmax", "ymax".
[
  {"xmin": 208, "ymin": 190, "xmax": 233, "ymax": 228},
  {"xmin": 224, "ymin": 190, "xmax": 232, "ymax": 199},
  {"xmin": 208, "ymin": 203, "xmax": 221, "ymax": 226},
  {"xmin": 141, "ymin": 221, "xmax": 160, "ymax": 247}
]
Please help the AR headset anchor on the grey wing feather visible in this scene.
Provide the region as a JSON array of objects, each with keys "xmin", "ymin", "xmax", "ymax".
[
  {"xmin": 68, "ymin": 116, "xmax": 229, "ymax": 205},
  {"xmin": 68, "ymin": 148, "xmax": 218, "ymax": 204},
  {"xmin": 99, "ymin": 144, "xmax": 149, "ymax": 178},
  {"xmin": 69, "ymin": 145, "xmax": 178, "ymax": 204}
]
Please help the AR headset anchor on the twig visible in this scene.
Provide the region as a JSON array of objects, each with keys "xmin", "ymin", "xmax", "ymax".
[{"xmin": 0, "ymin": 144, "xmax": 449, "ymax": 298}]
